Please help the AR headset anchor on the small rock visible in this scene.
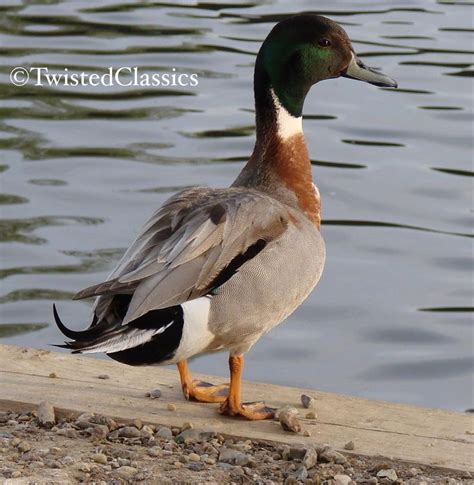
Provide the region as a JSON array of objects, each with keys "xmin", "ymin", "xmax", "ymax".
[
  {"xmin": 148, "ymin": 389, "xmax": 162, "ymax": 399},
  {"xmin": 147, "ymin": 447, "xmax": 161, "ymax": 457},
  {"xmin": 37, "ymin": 401, "xmax": 56, "ymax": 428},
  {"xmin": 182, "ymin": 421, "xmax": 193, "ymax": 431},
  {"xmin": 86, "ymin": 424, "xmax": 109, "ymax": 439},
  {"xmin": 91, "ymin": 453, "xmax": 107, "ymax": 465},
  {"xmin": 116, "ymin": 465, "xmax": 138, "ymax": 478},
  {"xmin": 301, "ymin": 394, "xmax": 314, "ymax": 409},
  {"xmin": 334, "ymin": 474, "xmax": 352, "ymax": 485},
  {"xmin": 167, "ymin": 403, "xmax": 177, "ymax": 412},
  {"xmin": 407, "ymin": 467, "xmax": 419, "ymax": 477},
  {"xmin": 282, "ymin": 446, "xmax": 306, "ymax": 461},
  {"xmin": 48, "ymin": 372, "xmax": 57, "ymax": 378},
  {"xmin": 188, "ymin": 452, "xmax": 200, "ymax": 462},
  {"xmin": 305, "ymin": 411, "xmax": 317, "ymax": 419},
  {"xmin": 76, "ymin": 462, "xmax": 91, "ymax": 473},
  {"xmin": 156, "ymin": 427, "xmax": 173, "ymax": 439},
  {"xmin": 294, "ymin": 465, "xmax": 308, "ymax": 481},
  {"xmin": 175, "ymin": 428, "xmax": 202, "ymax": 444},
  {"xmin": 119, "ymin": 426, "xmax": 141, "ymax": 438},
  {"xmin": 11, "ymin": 471, "xmax": 21, "ymax": 478},
  {"xmin": 219, "ymin": 447, "xmax": 250, "ymax": 466},
  {"xmin": 133, "ymin": 418, "xmax": 142, "ymax": 429},
  {"xmin": 303, "ymin": 430, "xmax": 311, "ymax": 437},
  {"xmin": 230, "ymin": 466, "xmax": 245, "ymax": 477},
  {"xmin": 76, "ymin": 412, "xmax": 95, "ymax": 423},
  {"xmin": 302, "ymin": 447, "xmax": 317, "ymax": 469},
  {"xmin": 319, "ymin": 448, "xmax": 347, "ymax": 465},
  {"xmin": 199, "ymin": 431, "xmax": 217, "ymax": 441},
  {"xmin": 187, "ymin": 462, "xmax": 205, "ymax": 471},
  {"xmin": 97, "ymin": 374, "xmax": 110, "ymax": 379},
  {"xmin": 344, "ymin": 440, "xmax": 355, "ymax": 451},
  {"xmin": 17, "ymin": 441, "xmax": 31, "ymax": 453},
  {"xmin": 107, "ymin": 430, "xmax": 120, "ymax": 440},
  {"xmin": 96, "ymin": 416, "xmax": 117, "ymax": 431},
  {"xmin": 279, "ymin": 408, "xmax": 301, "ymax": 433},
  {"xmin": 377, "ymin": 469, "xmax": 398, "ymax": 481}
]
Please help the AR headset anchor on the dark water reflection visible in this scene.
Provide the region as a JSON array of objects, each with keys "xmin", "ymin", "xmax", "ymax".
[{"xmin": 0, "ymin": 0, "xmax": 472, "ymax": 411}]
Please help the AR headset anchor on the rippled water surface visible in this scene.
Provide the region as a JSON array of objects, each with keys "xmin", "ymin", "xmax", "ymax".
[{"xmin": 1, "ymin": 0, "xmax": 472, "ymax": 411}]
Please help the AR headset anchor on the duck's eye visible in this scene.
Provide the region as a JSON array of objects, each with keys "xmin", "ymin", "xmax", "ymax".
[{"xmin": 318, "ymin": 38, "xmax": 331, "ymax": 47}]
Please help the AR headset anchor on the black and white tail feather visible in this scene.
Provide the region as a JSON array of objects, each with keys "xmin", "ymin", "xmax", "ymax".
[{"xmin": 53, "ymin": 301, "xmax": 186, "ymax": 365}]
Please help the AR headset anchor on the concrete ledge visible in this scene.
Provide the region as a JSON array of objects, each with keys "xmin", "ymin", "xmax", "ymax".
[{"xmin": 0, "ymin": 344, "xmax": 472, "ymax": 472}]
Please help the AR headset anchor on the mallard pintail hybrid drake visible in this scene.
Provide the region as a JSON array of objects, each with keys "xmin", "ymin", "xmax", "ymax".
[{"xmin": 54, "ymin": 15, "xmax": 397, "ymax": 420}]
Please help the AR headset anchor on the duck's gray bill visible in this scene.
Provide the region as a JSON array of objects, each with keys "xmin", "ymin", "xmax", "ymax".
[{"xmin": 342, "ymin": 53, "xmax": 398, "ymax": 88}]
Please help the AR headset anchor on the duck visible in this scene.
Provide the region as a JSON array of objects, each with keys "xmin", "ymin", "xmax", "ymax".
[{"xmin": 54, "ymin": 14, "xmax": 397, "ymax": 420}]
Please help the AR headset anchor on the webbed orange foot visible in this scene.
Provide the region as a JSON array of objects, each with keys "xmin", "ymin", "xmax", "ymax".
[
  {"xmin": 184, "ymin": 380, "xmax": 229, "ymax": 403},
  {"xmin": 219, "ymin": 400, "xmax": 276, "ymax": 420}
]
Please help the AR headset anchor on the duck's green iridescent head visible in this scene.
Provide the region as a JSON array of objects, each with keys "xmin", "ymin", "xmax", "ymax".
[{"xmin": 255, "ymin": 15, "xmax": 397, "ymax": 118}]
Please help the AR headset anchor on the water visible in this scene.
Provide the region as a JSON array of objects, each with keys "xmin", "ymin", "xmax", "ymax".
[{"xmin": 0, "ymin": 0, "xmax": 472, "ymax": 412}]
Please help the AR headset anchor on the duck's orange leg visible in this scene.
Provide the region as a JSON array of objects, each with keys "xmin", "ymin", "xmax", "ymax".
[
  {"xmin": 219, "ymin": 355, "xmax": 275, "ymax": 420},
  {"xmin": 176, "ymin": 360, "xmax": 228, "ymax": 403}
]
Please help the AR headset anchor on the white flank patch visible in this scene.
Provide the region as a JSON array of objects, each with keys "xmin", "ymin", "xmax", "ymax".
[
  {"xmin": 172, "ymin": 296, "xmax": 214, "ymax": 362},
  {"xmin": 270, "ymin": 88, "xmax": 302, "ymax": 140},
  {"xmin": 81, "ymin": 323, "xmax": 173, "ymax": 354}
]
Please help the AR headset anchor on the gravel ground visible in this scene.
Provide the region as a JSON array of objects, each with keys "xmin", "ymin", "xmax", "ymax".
[{"xmin": 0, "ymin": 408, "xmax": 472, "ymax": 484}]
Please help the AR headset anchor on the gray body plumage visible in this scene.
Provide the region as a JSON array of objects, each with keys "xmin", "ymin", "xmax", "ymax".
[{"xmin": 70, "ymin": 185, "xmax": 325, "ymax": 362}]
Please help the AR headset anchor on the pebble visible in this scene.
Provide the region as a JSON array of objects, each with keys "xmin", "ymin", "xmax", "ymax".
[
  {"xmin": 301, "ymin": 394, "xmax": 315, "ymax": 409},
  {"xmin": 187, "ymin": 462, "xmax": 205, "ymax": 471},
  {"xmin": 334, "ymin": 474, "xmax": 352, "ymax": 485},
  {"xmin": 175, "ymin": 428, "xmax": 202, "ymax": 444},
  {"xmin": 407, "ymin": 467, "xmax": 419, "ymax": 477},
  {"xmin": 230, "ymin": 466, "xmax": 245, "ymax": 477},
  {"xmin": 48, "ymin": 372, "xmax": 57, "ymax": 378},
  {"xmin": 107, "ymin": 430, "xmax": 120, "ymax": 440},
  {"xmin": 148, "ymin": 389, "xmax": 162, "ymax": 399},
  {"xmin": 147, "ymin": 446, "xmax": 161, "ymax": 457},
  {"xmin": 319, "ymin": 448, "xmax": 347, "ymax": 465},
  {"xmin": 188, "ymin": 452, "xmax": 201, "ymax": 462},
  {"xmin": 305, "ymin": 411, "xmax": 317, "ymax": 419},
  {"xmin": 119, "ymin": 426, "xmax": 141, "ymax": 438},
  {"xmin": 181, "ymin": 421, "xmax": 193, "ymax": 431},
  {"xmin": 17, "ymin": 441, "xmax": 31, "ymax": 453},
  {"xmin": 279, "ymin": 408, "xmax": 301, "ymax": 433},
  {"xmin": 303, "ymin": 429, "xmax": 311, "ymax": 437},
  {"xmin": 294, "ymin": 465, "xmax": 308, "ymax": 481},
  {"xmin": 86, "ymin": 424, "xmax": 109, "ymax": 439},
  {"xmin": 344, "ymin": 440, "xmax": 355, "ymax": 450},
  {"xmin": 133, "ymin": 418, "xmax": 143, "ymax": 429},
  {"xmin": 37, "ymin": 401, "xmax": 56, "ymax": 428},
  {"xmin": 76, "ymin": 462, "xmax": 91, "ymax": 472},
  {"xmin": 302, "ymin": 447, "xmax": 318, "ymax": 469},
  {"xmin": 167, "ymin": 403, "xmax": 177, "ymax": 412},
  {"xmin": 91, "ymin": 453, "xmax": 107, "ymax": 465},
  {"xmin": 377, "ymin": 468, "xmax": 398, "ymax": 481},
  {"xmin": 156, "ymin": 427, "xmax": 173, "ymax": 439},
  {"xmin": 282, "ymin": 446, "xmax": 306, "ymax": 461},
  {"xmin": 97, "ymin": 374, "xmax": 110, "ymax": 379},
  {"xmin": 116, "ymin": 465, "xmax": 138, "ymax": 478},
  {"xmin": 219, "ymin": 447, "xmax": 251, "ymax": 466}
]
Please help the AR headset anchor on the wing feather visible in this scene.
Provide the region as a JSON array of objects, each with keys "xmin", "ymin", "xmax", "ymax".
[{"xmin": 73, "ymin": 186, "xmax": 290, "ymax": 326}]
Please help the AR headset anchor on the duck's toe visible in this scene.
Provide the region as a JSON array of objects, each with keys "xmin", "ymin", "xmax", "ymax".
[
  {"xmin": 219, "ymin": 399, "xmax": 276, "ymax": 420},
  {"xmin": 184, "ymin": 380, "xmax": 229, "ymax": 403}
]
